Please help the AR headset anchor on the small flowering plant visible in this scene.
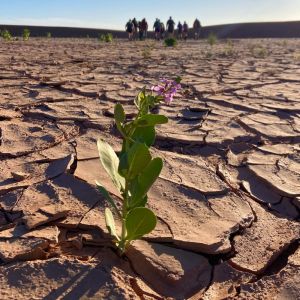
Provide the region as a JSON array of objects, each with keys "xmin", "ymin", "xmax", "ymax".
[
  {"xmin": 97, "ymin": 78, "xmax": 181, "ymax": 253},
  {"xmin": 151, "ymin": 78, "xmax": 182, "ymax": 104}
]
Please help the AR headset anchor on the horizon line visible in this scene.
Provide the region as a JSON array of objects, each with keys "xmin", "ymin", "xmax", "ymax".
[{"xmin": 1, "ymin": 19, "xmax": 300, "ymax": 31}]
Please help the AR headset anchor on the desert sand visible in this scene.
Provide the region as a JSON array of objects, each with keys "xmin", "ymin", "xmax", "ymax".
[{"xmin": 0, "ymin": 38, "xmax": 299, "ymax": 299}]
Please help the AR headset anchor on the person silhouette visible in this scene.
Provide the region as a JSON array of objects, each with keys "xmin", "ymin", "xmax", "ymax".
[
  {"xmin": 153, "ymin": 18, "xmax": 161, "ymax": 40},
  {"xmin": 183, "ymin": 21, "xmax": 189, "ymax": 41},
  {"xmin": 139, "ymin": 18, "xmax": 148, "ymax": 40},
  {"xmin": 177, "ymin": 22, "xmax": 183, "ymax": 39},
  {"xmin": 160, "ymin": 22, "xmax": 166, "ymax": 39},
  {"xmin": 132, "ymin": 18, "xmax": 138, "ymax": 40},
  {"xmin": 193, "ymin": 18, "xmax": 202, "ymax": 39},
  {"xmin": 125, "ymin": 19, "xmax": 134, "ymax": 40},
  {"xmin": 166, "ymin": 17, "xmax": 175, "ymax": 37}
]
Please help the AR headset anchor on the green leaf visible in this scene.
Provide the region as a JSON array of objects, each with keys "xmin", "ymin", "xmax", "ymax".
[
  {"xmin": 175, "ymin": 76, "xmax": 182, "ymax": 84},
  {"xmin": 118, "ymin": 142, "xmax": 151, "ymax": 179},
  {"xmin": 96, "ymin": 184, "xmax": 115, "ymax": 207},
  {"xmin": 116, "ymin": 121, "xmax": 125, "ymax": 138},
  {"xmin": 125, "ymin": 207, "xmax": 157, "ymax": 241},
  {"xmin": 123, "ymin": 123, "xmax": 133, "ymax": 136},
  {"xmin": 118, "ymin": 152, "xmax": 128, "ymax": 178},
  {"xmin": 97, "ymin": 139, "xmax": 125, "ymax": 192},
  {"xmin": 130, "ymin": 195, "xmax": 148, "ymax": 209},
  {"xmin": 134, "ymin": 88, "xmax": 146, "ymax": 109},
  {"xmin": 136, "ymin": 114, "xmax": 168, "ymax": 127},
  {"xmin": 129, "ymin": 157, "xmax": 163, "ymax": 208},
  {"xmin": 114, "ymin": 104, "xmax": 126, "ymax": 137},
  {"xmin": 135, "ymin": 88, "xmax": 151, "ymax": 115},
  {"xmin": 114, "ymin": 103, "xmax": 125, "ymax": 123},
  {"xmin": 105, "ymin": 208, "xmax": 120, "ymax": 241},
  {"xmin": 96, "ymin": 183, "xmax": 122, "ymax": 218},
  {"xmin": 132, "ymin": 126, "xmax": 155, "ymax": 147},
  {"xmin": 127, "ymin": 143, "xmax": 151, "ymax": 179}
]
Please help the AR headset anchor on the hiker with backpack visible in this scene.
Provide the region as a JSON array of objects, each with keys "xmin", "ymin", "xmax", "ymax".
[
  {"xmin": 153, "ymin": 18, "xmax": 161, "ymax": 40},
  {"xmin": 160, "ymin": 22, "xmax": 166, "ymax": 39},
  {"xmin": 125, "ymin": 19, "xmax": 134, "ymax": 40},
  {"xmin": 193, "ymin": 18, "xmax": 202, "ymax": 39},
  {"xmin": 139, "ymin": 18, "xmax": 148, "ymax": 40},
  {"xmin": 177, "ymin": 22, "xmax": 183, "ymax": 40},
  {"xmin": 166, "ymin": 17, "xmax": 175, "ymax": 37},
  {"xmin": 183, "ymin": 21, "xmax": 189, "ymax": 40},
  {"xmin": 132, "ymin": 18, "xmax": 138, "ymax": 40}
]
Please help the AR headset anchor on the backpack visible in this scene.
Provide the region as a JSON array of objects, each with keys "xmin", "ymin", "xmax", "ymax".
[
  {"xmin": 154, "ymin": 20, "xmax": 160, "ymax": 29},
  {"xmin": 194, "ymin": 20, "xmax": 201, "ymax": 29},
  {"xmin": 127, "ymin": 22, "xmax": 133, "ymax": 31}
]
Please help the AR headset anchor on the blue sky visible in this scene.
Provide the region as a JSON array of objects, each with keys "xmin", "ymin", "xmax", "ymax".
[{"xmin": 0, "ymin": 0, "xmax": 299, "ymax": 29}]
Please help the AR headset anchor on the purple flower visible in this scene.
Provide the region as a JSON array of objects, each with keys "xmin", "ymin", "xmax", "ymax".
[
  {"xmin": 151, "ymin": 85, "xmax": 165, "ymax": 95},
  {"xmin": 151, "ymin": 78, "xmax": 181, "ymax": 104}
]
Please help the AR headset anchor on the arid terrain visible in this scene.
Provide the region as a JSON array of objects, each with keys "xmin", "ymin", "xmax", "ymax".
[{"xmin": 0, "ymin": 38, "xmax": 299, "ymax": 299}]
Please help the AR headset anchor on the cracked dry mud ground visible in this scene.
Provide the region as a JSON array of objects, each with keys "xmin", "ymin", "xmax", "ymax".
[{"xmin": 0, "ymin": 38, "xmax": 299, "ymax": 299}]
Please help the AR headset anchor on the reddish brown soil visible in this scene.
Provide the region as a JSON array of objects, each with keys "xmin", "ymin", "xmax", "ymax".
[{"xmin": 0, "ymin": 38, "xmax": 299, "ymax": 299}]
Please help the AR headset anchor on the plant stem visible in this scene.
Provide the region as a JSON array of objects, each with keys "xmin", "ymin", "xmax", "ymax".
[
  {"xmin": 119, "ymin": 218, "xmax": 127, "ymax": 253},
  {"xmin": 119, "ymin": 177, "xmax": 129, "ymax": 252}
]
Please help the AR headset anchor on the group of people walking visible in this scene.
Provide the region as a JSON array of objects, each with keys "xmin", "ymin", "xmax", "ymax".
[
  {"xmin": 125, "ymin": 17, "xmax": 202, "ymax": 41},
  {"xmin": 125, "ymin": 18, "xmax": 148, "ymax": 40}
]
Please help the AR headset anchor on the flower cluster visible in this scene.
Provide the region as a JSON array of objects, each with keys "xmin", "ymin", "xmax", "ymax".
[{"xmin": 151, "ymin": 78, "xmax": 181, "ymax": 104}]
